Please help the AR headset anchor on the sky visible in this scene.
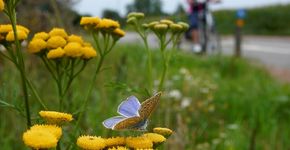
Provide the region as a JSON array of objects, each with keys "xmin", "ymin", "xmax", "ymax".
[{"xmin": 73, "ymin": 0, "xmax": 290, "ymax": 17}]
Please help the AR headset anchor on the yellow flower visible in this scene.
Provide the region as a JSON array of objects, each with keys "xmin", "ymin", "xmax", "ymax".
[
  {"xmin": 83, "ymin": 42, "xmax": 92, "ymax": 47},
  {"xmin": 33, "ymin": 32, "xmax": 49, "ymax": 40},
  {"xmin": 6, "ymin": 30, "xmax": 28, "ymax": 41},
  {"xmin": 96, "ymin": 19, "xmax": 120, "ymax": 29},
  {"xmin": 47, "ymin": 36, "xmax": 67, "ymax": 49},
  {"xmin": 0, "ymin": 24, "xmax": 12, "ymax": 34},
  {"xmin": 113, "ymin": 28, "xmax": 125, "ymax": 37},
  {"xmin": 108, "ymin": 146, "xmax": 128, "ymax": 150},
  {"xmin": 68, "ymin": 34, "xmax": 84, "ymax": 44},
  {"xmin": 105, "ymin": 137, "xmax": 126, "ymax": 147},
  {"xmin": 77, "ymin": 135, "xmax": 106, "ymax": 150},
  {"xmin": 0, "ymin": 24, "xmax": 29, "ymax": 34},
  {"xmin": 126, "ymin": 137, "xmax": 153, "ymax": 149},
  {"xmin": 47, "ymin": 47, "xmax": 65, "ymax": 59},
  {"xmin": 81, "ymin": 46, "xmax": 97, "ymax": 59},
  {"xmin": 136, "ymin": 149, "xmax": 154, "ymax": 150},
  {"xmin": 64, "ymin": 42, "xmax": 83, "ymax": 58},
  {"xmin": 30, "ymin": 124, "xmax": 62, "ymax": 140},
  {"xmin": 148, "ymin": 21, "xmax": 159, "ymax": 29},
  {"xmin": 0, "ymin": 0, "xmax": 4, "ymax": 11},
  {"xmin": 16, "ymin": 25, "xmax": 30, "ymax": 34},
  {"xmin": 80, "ymin": 16, "xmax": 100, "ymax": 26},
  {"xmin": 23, "ymin": 129, "xmax": 57, "ymax": 149},
  {"xmin": 49, "ymin": 28, "xmax": 68, "ymax": 38},
  {"xmin": 153, "ymin": 127, "xmax": 173, "ymax": 137},
  {"xmin": 39, "ymin": 110, "xmax": 73, "ymax": 124},
  {"xmin": 28, "ymin": 38, "xmax": 47, "ymax": 54},
  {"xmin": 142, "ymin": 133, "xmax": 166, "ymax": 144}
]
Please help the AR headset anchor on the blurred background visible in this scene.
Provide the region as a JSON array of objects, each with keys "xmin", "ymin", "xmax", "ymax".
[{"xmin": 1, "ymin": 0, "xmax": 290, "ymax": 149}]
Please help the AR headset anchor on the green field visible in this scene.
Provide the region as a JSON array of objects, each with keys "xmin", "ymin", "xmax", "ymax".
[{"xmin": 1, "ymin": 44, "xmax": 290, "ymax": 149}]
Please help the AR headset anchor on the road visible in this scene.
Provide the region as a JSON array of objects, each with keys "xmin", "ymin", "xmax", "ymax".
[{"xmin": 121, "ymin": 33, "xmax": 290, "ymax": 71}]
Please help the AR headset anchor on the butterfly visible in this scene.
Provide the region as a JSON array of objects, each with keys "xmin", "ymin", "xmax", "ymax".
[{"xmin": 103, "ymin": 92, "xmax": 162, "ymax": 130}]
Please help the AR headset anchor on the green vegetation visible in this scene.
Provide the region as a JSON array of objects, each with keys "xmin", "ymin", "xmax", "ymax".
[
  {"xmin": 214, "ymin": 4, "xmax": 290, "ymax": 35},
  {"xmin": 1, "ymin": 44, "xmax": 290, "ymax": 149}
]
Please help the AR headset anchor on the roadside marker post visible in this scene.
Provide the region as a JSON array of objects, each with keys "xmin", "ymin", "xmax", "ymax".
[{"xmin": 235, "ymin": 9, "xmax": 246, "ymax": 57}]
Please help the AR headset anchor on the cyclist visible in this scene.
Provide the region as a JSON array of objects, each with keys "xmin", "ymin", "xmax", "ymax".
[{"xmin": 186, "ymin": 0, "xmax": 220, "ymax": 53}]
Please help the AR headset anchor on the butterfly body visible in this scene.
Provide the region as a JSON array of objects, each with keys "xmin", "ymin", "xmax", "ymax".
[{"xmin": 103, "ymin": 92, "xmax": 161, "ymax": 130}]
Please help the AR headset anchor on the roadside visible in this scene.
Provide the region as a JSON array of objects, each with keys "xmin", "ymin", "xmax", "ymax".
[{"xmin": 121, "ymin": 32, "xmax": 290, "ymax": 82}]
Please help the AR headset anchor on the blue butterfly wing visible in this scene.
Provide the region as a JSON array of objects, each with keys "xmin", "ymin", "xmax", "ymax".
[
  {"xmin": 117, "ymin": 96, "xmax": 141, "ymax": 117},
  {"xmin": 102, "ymin": 116, "xmax": 126, "ymax": 129}
]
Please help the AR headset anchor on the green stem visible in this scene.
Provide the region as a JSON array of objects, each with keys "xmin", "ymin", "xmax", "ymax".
[
  {"xmin": 25, "ymin": 78, "xmax": 48, "ymax": 110},
  {"xmin": 158, "ymin": 35, "xmax": 168, "ymax": 92},
  {"xmin": 8, "ymin": 6, "xmax": 31, "ymax": 127},
  {"xmin": 135, "ymin": 25, "xmax": 153, "ymax": 94},
  {"xmin": 72, "ymin": 55, "xmax": 105, "ymax": 136}
]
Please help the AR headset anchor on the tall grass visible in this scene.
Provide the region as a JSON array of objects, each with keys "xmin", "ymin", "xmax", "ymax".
[{"xmin": 0, "ymin": 44, "xmax": 290, "ymax": 149}]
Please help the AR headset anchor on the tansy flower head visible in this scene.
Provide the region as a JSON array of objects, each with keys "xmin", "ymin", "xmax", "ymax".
[
  {"xmin": 126, "ymin": 17, "xmax": 137, "ymax": 25},
  {"xmin": 39, "ymin": 110, "xmax": 73, "ymax": 124},
  {"xmin": 142, "ymin": 133, "xmax": 166, "ymax": 144},
  {"xmin": 126, "ymin": 137, "xmax": 153, "ymax": 149},
  {"xmin": 0, "ymin": 24, "xmax": 12, "ymax": 34},
  {"xmin": 153, "ymin": 127, "xmax": 173, "ymax": 137},
  {"xmin": 49, "ymin": 28, "xmax": 68, "ymax": 38},
  {"xmin": 170, "ymin": 24, "xmax": 184, "ymax": 33},
  {"xmin": 68, "ymin": 34, "xmax": 84, "ymax": 44},
  {"xmin": 0, "ymin": 0, "xmax": 4, "ymax": 11},
  {"xmin": 160, "ymin": 19, "xmax": 174, "ymax": 25},
  {"xmin": 47, "ymin": 47, "xmax": 65, "ymax": 59},
  {"xmin": 127, "ymin": 12, "xmax": 145, "ymax": 19},
  {"xmin": 112, "ymin": 28, "xmax": 125, "ymax": 38},
  {"xmin": 77, "ymin": 135, "xmax": 106, "ymax": 150},
  {"xmin": 177, "ymin": 22, "xmax": 189, "ymax": 31},
  {"xmin": 33, "ymin": 32, "xmax": 49, "ymax": 40},
  {"xmin": 108, "ymin": 146, "xmax": 128, "ymax": 150},
  {"xmin": 23, "ymin": 129, "xmax": 57, "ymax": 149},
  {"xmin": 80, "ymin": 16, "xmax": 100, "ymax": 26},
  {"xmin": 6, "ymin": 30, "xmax": 28, "ymax": 41},
  {"xmin": 97, "ymin": 18, "xmax": 120, "ymax": 30},
  {"xmin": 30, "ymin": 124, "xmax": 62, "ymax": 140},
  {"xmin": 16, "ymin": 25, "xmax": 30, "ymax": 34},
  {"xmin": 47, "ymin": 36, "xmax": 67, "ymax": 49},
  {"xmin": 105, "ymin": 137, "xmax": 126, "ymax": 147},
  {"xmin": 64, "ymin": 42, "xmax": 83, "ymax": 58},
  {"xmin": 148, "ymin": 21, "xmax": 159, "ymax": 29},
  {"xmin": 153, "ymin": 24, "xmax": 168, "ymax": 34},
  {"xmin": 81, "ymin": 46, "xmax": 97, "ymax": 59},
  {"xmin": 28, "ymin": 38, "xmax": 47, "ymax": 54}
]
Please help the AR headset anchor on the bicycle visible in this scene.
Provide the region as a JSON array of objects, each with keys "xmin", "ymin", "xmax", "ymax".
[{"xmin": 185, "ymin": 0, "xmax": 221, "ymax": 54}]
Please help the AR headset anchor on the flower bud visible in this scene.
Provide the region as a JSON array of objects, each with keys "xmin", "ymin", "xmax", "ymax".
[
  {"xmin": 127, "ymin": 12, "xmax": 145, "ymax": 19},
  {"xmin": 160, "ymin": 19, "xmax": 174, "ymax": 25},
  {"xmin": 148, "ymin": 21, "xmax": 159, "ymax": 29},
  {"xmin": 177, "ymin": 22, "xmax": 189, "ymax": 31},
  {"xmin": 153, "ymin": 23, "xmax": 168, "ymax": 34},
  {"xmin": 126, "ymin": 17, "xmax": 137, "ymax": 25},
  {"xmin": 170, "ymin": 23, "xmax": 183, "ymax": 33}
]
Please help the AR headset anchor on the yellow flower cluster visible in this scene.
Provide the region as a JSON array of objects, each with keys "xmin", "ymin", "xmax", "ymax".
[
  {"xmin": 22, "ymin": 124, "xmax": 62, "ymax": 149},
  {"xmin": 39, "ymin": 110, "xmax": 73, "ymax": 124},
  {"xmin": 0, "ymin": 24, "xmax": 29, "ymax": 42},
  {"xmin": 147, "ymin": 19, "xmax": 189, "ymax": 34},
  {"xmin": 0, "ymin": 0, "xmax": 4, "ymax": 11},
  {"xmin": 80, "ymin": 17, "xmax": 125, "ymax": 38},
  {"xmin": 28, "ymin": 28, "xmax": 97, "ymax": 60},
  {"xmin": 76, "ymin": 128, "xmax": 171, "ymax": 150}
]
